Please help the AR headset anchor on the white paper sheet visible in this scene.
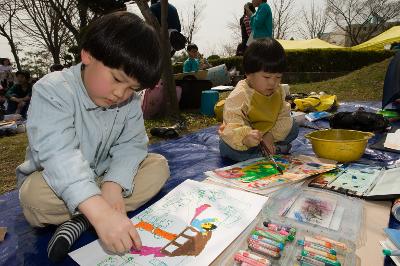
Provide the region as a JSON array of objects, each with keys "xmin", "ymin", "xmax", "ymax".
[
  {"xmin": 367, "ymin": 167, "xmax": 400, "ymax": 196},
  {"xmin": 384, "ymin": 129, "xmax": 400, "ymax": 150},
  {"xmin": 69, "ymin": 179, "xmax": 268, "ymax": 266}
]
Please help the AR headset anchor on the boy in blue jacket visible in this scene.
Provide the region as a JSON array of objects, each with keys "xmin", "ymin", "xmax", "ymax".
[{"xmin": 17, "ymin": 12, "xmax": 170, "ymax": 262}]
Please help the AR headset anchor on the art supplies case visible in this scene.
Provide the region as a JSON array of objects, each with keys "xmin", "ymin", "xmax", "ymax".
[
  {"xmin": 263, "ymin": 187, "xmax": 363, "ymax": 241},
  {"xmin": 260, "ymin": 186, "xmax": 363, "ymax": 265}
]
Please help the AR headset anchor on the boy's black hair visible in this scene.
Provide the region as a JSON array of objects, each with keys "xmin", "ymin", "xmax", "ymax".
[
  {"xmin": 243, "ymin": 38, "xmax": 286, "ymax": 74},
  {"xmin": 16, "ymin": 70, "xmax": 31, "ymax": 80},
  {"xmin": 186, "ymin": 43, "xmax": 198, "ymax": 52},
  {"xmin": 81, "ymin": 11, "xmax": 162, "ymax": 88},
  {"xmin": 50, "ymin": 64, "xmax": 64, "ymax": 72}
]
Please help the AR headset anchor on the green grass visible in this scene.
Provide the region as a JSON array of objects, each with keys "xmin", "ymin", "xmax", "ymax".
[
  {"xmin": 0, "ymin": 57, "xmax": 392, "ymax": 195},
  {"xmin": 290, "ymin": 57, "xmax": 391, "ymax": 101}
]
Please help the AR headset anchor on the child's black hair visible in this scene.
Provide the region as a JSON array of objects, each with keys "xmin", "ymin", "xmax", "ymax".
[
  {"xmin": 81, "ymin": 11, "xmax": 162, "ymax": 88},
  {"xmin": 243, "ymin": 38, "xmax": 286, "ymax": 74},
  {"xmin": 186, "ymin": 43, "xmax": 198, "ymax": 52},
  {"xmin": 16, "ymin": 70, "xmax": 31, "ymax": 80}
]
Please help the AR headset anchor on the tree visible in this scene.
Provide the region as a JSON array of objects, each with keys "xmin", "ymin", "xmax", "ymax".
[
  {"xmin": 181, "ymin": 0, "xmax": 205, "ymax": 44},
  {"xmin": 0, "ymin": 0, "xmax": 22, "ymax": 70},
  {"xmin": 18, "ymin": 0, "xmax": 75, "ymax": 64},
  {"xmin": 298, "ymin": 1, "xmax": 329, "ymax": 39},
  {"xmin": 327, "ymin": 0, "xmax": 400, "ymax": 45},
  {"xmin": 135, "ymin": 0, "xmax": 180, "ymax": 119},
  {"xmin": 46, "ymin": 0, "xmax": 92, "ymax": 46},
  {"xmin": 20, "ymin": 50, "xmax": 52, "ymax": 79},
  {"xmin": 270, "ymin": 0, "xmax": 296, "ymax": 39}
]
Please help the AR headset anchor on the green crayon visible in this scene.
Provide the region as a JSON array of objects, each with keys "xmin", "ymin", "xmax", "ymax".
[{"xmin": 301, "ymin": 250, "xmax": 341, "ymax": 266}]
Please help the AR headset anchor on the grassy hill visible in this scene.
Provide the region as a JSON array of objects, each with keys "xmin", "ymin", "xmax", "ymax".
[{"xmin": 290, "ymin": 57, "xmax": 392, "ymax": 101}]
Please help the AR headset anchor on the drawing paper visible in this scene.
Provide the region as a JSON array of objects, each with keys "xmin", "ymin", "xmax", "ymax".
[
  {"xmin": 69, "ymin": 179, "xmax": 267, "ymax": 266},
  {"xmin": 205, "ymin": 155, "xmax": 336, "ymax": 194}
]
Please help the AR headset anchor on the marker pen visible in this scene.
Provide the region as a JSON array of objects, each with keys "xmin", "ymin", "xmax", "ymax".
[
  {"xmin": 253, "ymin": 229, "xmax": 286, "ymax": 244},
  {"xmin": 304, "ymin": 236, "xmax": 332, "ymax": 248},
  {"xmin": 297, "ymin": 240, "xmax": 337, "ymax": 255},
  {"xmin": 383, "ymin": 249, "xmax": 400, "ymax": 256},
  {"xmin": 234, "ymin": 252, "xmax": 271, "ymax": 266},
  {"xmin": 315, "ymin": 235, "xmax": 347, "ymax": 250},
  {"xmin": 251, "ymin": 234, "xmax": 284, "ymax": 250},
  {"xmin": 303, "ymin": 246, "xmax": 337, "ymax": 260},
  {"xmin": 237, "ymin": 249, "xmax": 271, "ymax": 263},
  {"xmin": 297, "ymin": 255, "xmax": 325, "ymax": 266},
  {"xmin": 248, "ymin": 238, "xmax": 281, "ymax": 252},
  {"xmin": 301, "ymin": 250, "xmax": 341, "ymax": 266},
  {"xmin": 249, "ymin": 241, "xmax": 281, "ymax": 258}
]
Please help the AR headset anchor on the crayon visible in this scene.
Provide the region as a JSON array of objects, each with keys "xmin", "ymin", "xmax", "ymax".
[
  {"xmin": 301, "ymin": 250, "xmax": 341, "ymax": 266},
  {"xmin": 383, "ymin": 249, "xmax": 400, "ymax": 256},
  {"xmin": 255, "ymin": 227, "xmax": 295, "ymax": 242},
  {"xmin": 234, "ymin": 251, "xmax": 271, "ymax": 266},
  {"xmin": 304, "ymin": 236, "xmax": 332, "ymax": 248},
  {"xmin": 263, "ymin": 221, "xmax": 297, "ymax": 235},
  {"xmin": 301, "ymin": 262, "xmax": 319, "ymax": 266},
  {"xmin": 251, "ymin": 234, "xmax": 284, "ymax": 250},
  {"xmin": 297, "ymin": 255, "xmax": 325, "ymax": 266},
  {"xmin": 237, "ymin": 250, "xmax": 271, "ymax": 263},
  {"xmin": 248, "ymin": 238, "xmax": 281, "ymax": 252},
  {"xmin": 248, "ymin": 240, "xmax": 281, "ymax": 258},
  {"xmin": 315, "ymin": 235, "xmax": 347, "ymax": 250},
  {"xmin": 253, "ymin": 229, "xmax": 286, "ymax": 244},
  {"xmin": 303, "ymin": 246, "xmax": 337, "ymax": 260},
  {"xmin": 298, "ymin": 240, "xmax": 337, "ymax": 255}
]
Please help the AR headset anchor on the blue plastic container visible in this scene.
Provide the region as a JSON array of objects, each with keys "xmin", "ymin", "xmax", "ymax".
[{"xmin": 200, "ymin": 90, "xmax": 219, "ymax": 116}]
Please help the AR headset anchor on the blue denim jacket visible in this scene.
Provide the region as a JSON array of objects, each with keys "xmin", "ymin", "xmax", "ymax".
[{"xmin": 16, "ymin": 63, "xmax": 148, "ymax": 213}]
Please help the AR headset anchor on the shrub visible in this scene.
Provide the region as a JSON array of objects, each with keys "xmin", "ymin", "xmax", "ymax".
[{"xmin": 172, "ymin": 49, "xmax": 394, "ymax": 74}]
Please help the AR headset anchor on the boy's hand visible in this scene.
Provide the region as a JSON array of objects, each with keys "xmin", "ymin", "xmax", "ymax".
[
  {"xmin": 101, "ymin": 181, "xmax": 126, "ymax": 214},
  {"xmin": 242, "ymin": 129, "xmax": 262, "ymax": 148},
  {"xmin": 262, "ymin": 132, "xmax": 276, "ymax": 155},
  {"xmin": 79, "ymin": 196, "xmax": 142, "ymax": 254}
]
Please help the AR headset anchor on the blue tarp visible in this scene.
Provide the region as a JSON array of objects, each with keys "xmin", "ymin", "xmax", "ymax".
[{"xmin": 1, "ymin": 101, "xmax": 400, "ymax": 266}]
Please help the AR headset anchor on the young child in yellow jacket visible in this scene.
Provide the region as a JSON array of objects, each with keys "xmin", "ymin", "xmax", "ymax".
[{"xmin": 219, "ymin": 38, "xmax": 298, "ymax": 161}]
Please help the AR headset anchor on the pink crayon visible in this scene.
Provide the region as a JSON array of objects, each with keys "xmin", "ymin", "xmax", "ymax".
[
  {"xmin": 248, "ymin": 238, "xmax": 281, "ymax": 252},
  {"xmin": 248, "ymin": 240, "xmax": 281, "ymax": 258},
  {"xmin": 234, "ymin": 251, "xmax": 271, "ymax": 266}
]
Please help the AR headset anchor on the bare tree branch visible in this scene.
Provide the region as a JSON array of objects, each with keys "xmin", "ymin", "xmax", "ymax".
[
  {"xmin": 327, "ymin": 0, "xmax": 400, "ymax": 45},
  {"xmin": 181, "ymin": 0, "xmax": 205, "ymax": 44},
  {"xmin": 270, "ymin": 0, "xmax": 296, "ymax": 39},
  {"xmin": 0, "ymin": 0, "xmax": 22, "ymax": 70},
  {"xmin": 298, "ymin": 0, "xmax": 329, "ymax": 39}
]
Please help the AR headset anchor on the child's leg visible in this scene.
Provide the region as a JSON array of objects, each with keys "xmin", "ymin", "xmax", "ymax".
[
  {"xmin": 219, "ymin": 139, "xmax": 263, "ymax": 162},
  {"xmin": 19, "ymin": 171, "xmax": 72, "ymax": 226},
  {"xmin": 19, "ymin": 172, "xmax": 90, "ymax": 262},
  {"xmin": 124, "ymin": 153, "xmax": 170, "ymax": 211}
]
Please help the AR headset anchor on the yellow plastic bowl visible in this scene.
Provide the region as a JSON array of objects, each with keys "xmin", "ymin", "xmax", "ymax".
[{"xmin": 305, "ymin": 129, "xmax": 374, "ymax": 163}]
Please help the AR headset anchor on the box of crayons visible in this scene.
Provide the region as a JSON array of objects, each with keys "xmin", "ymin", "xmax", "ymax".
[
  {"xmin": 293, "ymin": 234, "xmax": 355, "ymax": 266},
  {"xmin": 233, "ymin": 221, "xmax": 297, "ymax": 265}
]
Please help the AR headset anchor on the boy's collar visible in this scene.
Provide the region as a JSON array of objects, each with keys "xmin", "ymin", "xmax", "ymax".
[{"xmin": 75, "ymin": 63, "xmax": 98, "ymax": 110}]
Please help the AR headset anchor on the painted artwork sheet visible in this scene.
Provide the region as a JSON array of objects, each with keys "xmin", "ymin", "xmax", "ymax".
[
  {"xmin": 69, "ymin": 180, "xmax": 267, "ymax": 266},
  {"xmin": 205, "ymin": 155, "xmax": 336, "ymax": 194},
  {"xmin": 309, "ymin": 168, "xmax": 344, "ymax": 188},
  {"xmin": 285, "ymin": 195, "xmax": 337, "ymax": 228},
  {"xmin": 327, "ymin": 163, "xmax": 383, "ymax": 196}
]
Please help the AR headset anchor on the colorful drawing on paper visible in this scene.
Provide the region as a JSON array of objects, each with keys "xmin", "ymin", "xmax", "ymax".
[
  {"xmin": 69, "ymin": 180, "xmax": 267, "ymax": 266},
  {"xmin": 309, "ymin": 168, "xmax": 343, "ymax": 188},
  {"xmin": 286, "ymin": 195, "xmax": 337, "ymax": 228},
  {"xmin": 130, "ymin": 204, "xmax": 218, "ymax": 257},
  {"xmin": 205, "ymin": 155, "xmax": 337, "ymax": 193},
  {"xmin": 327, "ymin": 163, "xmax": 383, "ymax": 196}
]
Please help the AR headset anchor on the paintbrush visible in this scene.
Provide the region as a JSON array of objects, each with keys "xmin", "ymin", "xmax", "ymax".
[{"xmin": 260, "ymin": 141, "xmax": 284, "ymax": 175}]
